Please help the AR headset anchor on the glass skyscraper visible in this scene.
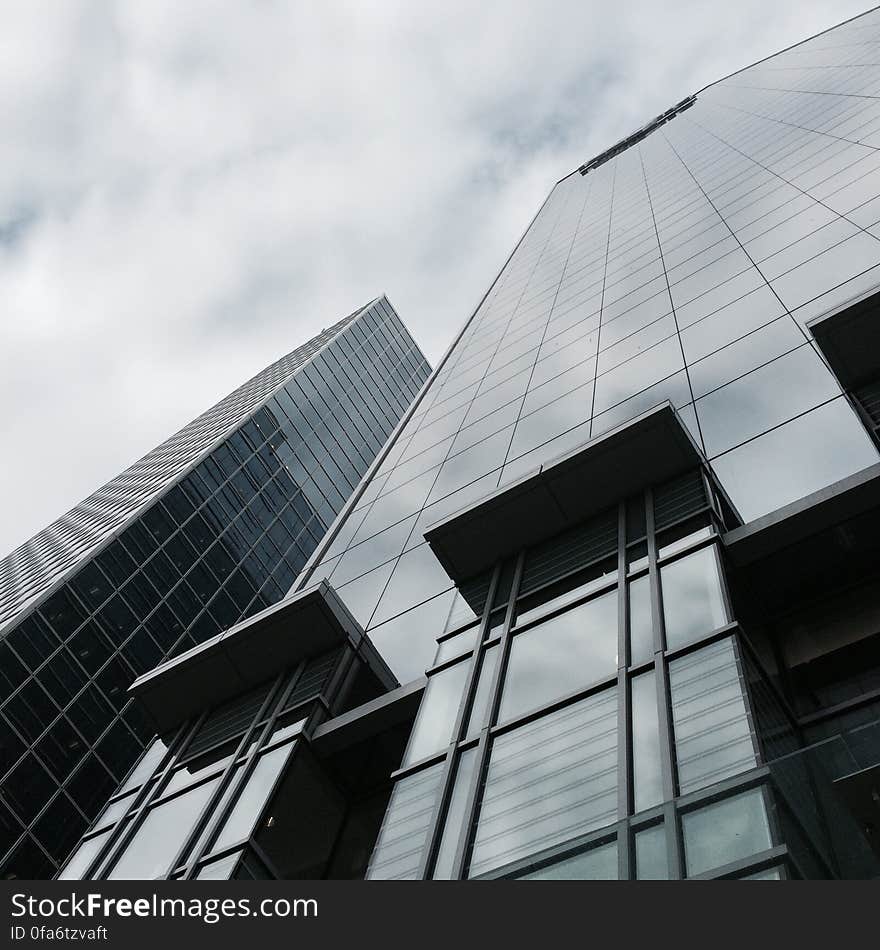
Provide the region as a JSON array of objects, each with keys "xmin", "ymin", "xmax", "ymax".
[
  {"xmin": 62, "ymin": 9, "xmax": 880, "ymax": 880},
  {"xmin": 0, "ymin": 296, "xmax": 430, "ymax": 879}
]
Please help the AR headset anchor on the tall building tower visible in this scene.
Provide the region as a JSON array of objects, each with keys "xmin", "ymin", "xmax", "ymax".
[
  {"xmin": 65, "ymin": 9, "xmax": 880, "ymax": 881},
  {"xmin": 0, "ymin": 296, "xmax": 430, "ymax": 879}
]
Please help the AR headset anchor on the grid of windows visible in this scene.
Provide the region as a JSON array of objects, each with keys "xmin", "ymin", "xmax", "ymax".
[
  {"xmin": 365, "ymin": 473, "xmax": 809, "ymax": 880},
  {"xmin": 0, "ymin": 297, "xmax": 430, "ymax": 878},
  {"xmin": 57, "ymin": 646, "xmax": 347, "ymax": 881},
  {"xmin": 297, "ymin": 11, "xmax": 880, "ymax": 688},
  {"xmin": 0, "ymin": 306, "xmax": 364, "ymax": 628}
]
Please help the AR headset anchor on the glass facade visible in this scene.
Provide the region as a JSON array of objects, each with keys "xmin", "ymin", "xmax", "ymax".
[
  {"xmin": 301, "ymin": 9, "xmax": 880, "ymax": 880},
  {"xmin": 57, "ymin": 644, "xmax": 364, "ymax": 880},
  {"xmin": 0, "ymin": 296, "xmax": 429, "ymax": 878},
  {"xmin": 364, "ymin": 476, "xmax": 776, "ymax": 880},
  {"xmin": 57, "ymin": 9, "xmax": 880, "ymax": 881},
  {"xmin": 298, "ymin": 11, "xmax": 880, "ymax": 684}
]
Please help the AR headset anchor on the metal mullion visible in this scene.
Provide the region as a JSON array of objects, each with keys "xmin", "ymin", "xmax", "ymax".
[
  {"xmin": 664, "ymin": 800, "xmax": 685, "ymax": 880},
  {"xmin": 417, "ymin": 564, "xmax": 502, "ymax": 879},
  {"xmin": 512, "ymin": 572, "xmax": 619, "ymax": 636},
  {"xmin": 645, "ymin": 488, "xmax": 665, "ymax": 657},
  {"xmin": 426, "ymin": 649, "xmax": 477, "ymax": 677},
  {"xmin": 479, "ymin": 825, "xmax": 618, "ymax": 880},
  {"xmin": 245, "ymin": 837, "xmax": 283, "ymax": 879},
  {"xmin": 646, "ymin": 487, "xmax": 677, "ymax": 809},
  {"xmin": 662, "ymin": 620, "xmax": 740, "ymax": 663},
  {"xmin": 319, "ymin": 644, "xmax": 357, "ymax": 721},
  {"xmin": 516, "ymin": 545, "xmax": 618, "ymax": 606},
  {"xmin": 176, "ymin": 670, "xmax": 290, "ymax": 879},
  {"xmin": 487, "ymin": 672, "xmax": 618, "ymax": 740},
  {"xmin": 698, "ymin": 464, "xmax": 730, "ymax": 530},
  {"xmin": 693, "ymin": 844, "xmax": 790, "ymax": 881},
  {"xmin": 646, "ymin": 485, "xmax": 684, "ymax": 877},
  {"xmin": 90, "ymin": 717, "xmax": 197, "ymax": 880},
  {"xmin": 616, "ymin": 818, "xmax": 632, "ymax": 880},
  {"xmin": 676, "ymin": 765, "xmax": 770, "ymax": 814},
  {"xmin": 389, "ymin": 749, "xmax": 447, "ymax": 783},
  {"xmin": 448, "ymin": 552, "xmax": 525, "ymax": 881},
  {"xmin": 653, "ymin": 528, "xmax": 717, "ymax": 569},
  {"xmin": 74, "ymin": 721, "xmax": 190, "ymax": 880},
  {"xmin": 616, "ymin": 502, "xmax": 630, "ymax": 822}
]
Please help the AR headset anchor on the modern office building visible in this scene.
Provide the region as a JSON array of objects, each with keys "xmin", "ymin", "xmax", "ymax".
[
  {"xmin": 0, "ymin": 296, "xmax": 430, "ymax": 879},
  {"xmin": 63, "ymin": 8, "xmax": 880, "ymax": 880}
]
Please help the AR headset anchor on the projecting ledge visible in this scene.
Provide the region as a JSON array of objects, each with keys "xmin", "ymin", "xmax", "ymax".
[
  {"xmin": 424, "ymin": 402, "xmax": 706, "ymax": 583},
  {"xmin": 807, "ymin": 286, "xmax": 880, "ymax": 390},
  {"xmin": 723, "ymin": 462, "xmax": 880, "ymax": 567},
  {"xmin": 129, "ymin": 581, "xmax": 380, "ymax": 734}
]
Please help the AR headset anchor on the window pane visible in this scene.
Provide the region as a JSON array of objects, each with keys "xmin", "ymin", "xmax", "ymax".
[
  {"xmin": 709, "ymin": 396, "xmax": 878, "ymax": 522},
  {"xmin": 661, "ymin": 546, "xmax": 727, "ymax": 650},
  {"xmin": 516, "ymin": 840, "xmax": 617, "ymax": 880},
  {"xmin": 682, "ymin": 789, "xmax": 772, "ymax": 876},
  {"xmin": 658, "ymin": 524, "xmax": 713, "ymax": 560},
  {"xmin": 403, "ymin": 660, "xmax": 470, "ymax": 766},
  {"xmin": 119, "ymin": 738, "xmax": 168, "ymax": 794},
  {"xmin": 432, "ymin": 747, "xmax": 478, "ymax": 880},
  {"xmin": 92, "ymin": 791, "xmax": 136, "ymax": 831},
  {"xmin": 367, "ymin": 762, "xmax": 444, "ymax": 880},
  {"xmin": 631, "ymin": 671, "xmax": 663, "ymax": 812},
  {"xmin": 469, "ymin": 689, "xmax": 617, "ymax": 878},
  {"xmin": 628, "ymin": 575, "xmax": 653, "ymax": 666},
  {"xmin": 108, "ymin": 779, "xmax": 220, "ymax": 879},
  {"xmin": 500, "ymin": 590, "xmax": 618, "ymax": 723},
  {"xmin": 212, "ymin": 744, "xmax": 294, "ymax": 852},
  {"xmin": 58, "ymin": 829, "xmax": 111, "ymax": 880},
  {"xmin": 742, "ymin": 866, "xmax": 782, "ymax": 880},
  {"xmin": 433, "ymin": 624, "xmax": 479, "ymax": 666},
  {"xmin": 465, "ymin": 645, "xmax": 499, "ymax": 737},
  {"xmin": 195, "ymin": 851, "xmax": 241, "ymax": 880},
  {"xmin": 635, "ymin": 824, "xmax": 668, "ymax": 879},
  {"xmin": 670, "ymin": 638, "xmax": 757, "ymax": 794}
]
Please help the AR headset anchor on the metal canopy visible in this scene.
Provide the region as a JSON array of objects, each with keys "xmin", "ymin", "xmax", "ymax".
[
  {"xmin": 424, "ymin": 402, "xmax": 706, "ymax": 583},
  {"xmin": 808, "ymin": 287, "xmax": 880, "ymax": 389},
  {"xmin": 129, "ymin": 581, "xmax": 373, "ymax": 733}
]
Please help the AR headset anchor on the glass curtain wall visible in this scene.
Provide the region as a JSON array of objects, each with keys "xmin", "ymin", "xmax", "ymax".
[
  {"xmin": 0, "ymin": 297, "xmax": 430, "ymax": 878},
  {"xmin": 366, "ymin": 470, "xmax": 801, "ymax": 879},
  {"xmin": 298, "ymin": 12, "xmax": 880, "ymax": 688}
]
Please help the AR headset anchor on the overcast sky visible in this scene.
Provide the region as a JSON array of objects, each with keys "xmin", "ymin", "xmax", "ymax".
[{"xmin": 0, "ymin": 1, "xmax": 871, "ymax": 557}]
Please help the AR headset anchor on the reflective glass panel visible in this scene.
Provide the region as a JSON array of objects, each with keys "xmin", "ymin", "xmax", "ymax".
[
  {"xmin": 500, "ymin": 590, "xmax": 618, "ymax": 723},
  {"xmin": 433, "ymin": 624, "xmax": 479, "ymax": 666},
  {"xmin": 403, "ymin": 660, "xmax": 470, "ymax": 766},
  {"xmin": 465, "ymin": 645, "xmax": 499, "ymax": 737},
  {"xmin": 119, "ymin": 738, "xmax": 168, "ymax": 794},
  {"xmin": 108, "ymin": 778, "xmax": 220, "ymax": 879},
  {"xmin": 195, "ymin": 851, "xmax": 241, "ymax": 880},
  {"xmin": 469, "ymin": 689, "xmax": 617, "ymax": 878},
  {"xmin": 92, "ymin": 790, "xmax": 137, "ymax": 831},
  {"xmin": 710, "ymin": 397, "xmax": 878, "ymax": 522},
  {"xmin": 682, "ymin": 789, "xmax": 772, "ymax": 877},
  {"xmin": 635, "ymin": 824, "xmax": 669, "ymax": 880},
  {"xmin": 212, "ymin": 743, "xmax": 294, "ymax": 852},
  {"xmin": 367, "ymin": 762, "xmax": 444, "ymax": 880},
  {"xmin": 515, "ymin": 840, "xmax": 618, "ymax": 880},
  {"xmin": 661, "ymin": 546, "xmax": 727, "ymax": 650},
  {"xmin": 431, "ymin": 747, "xmax": 478, "ymax": 880},
  {"xmin": 628, "ymin": 574, "xmax": 653, "ymax": 666},
  {"xmin": 631, "ymin": 671, "xmax": 663, "ymax": 812},
  {"xmin": 670, "ymin": 638, "xmax": 757, "ymax": 794},
  {"xmin": 57, "ymin": 829, "xmax": 111, "ymax": 880}
]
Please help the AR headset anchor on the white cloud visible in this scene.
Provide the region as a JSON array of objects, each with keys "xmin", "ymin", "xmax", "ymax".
[{"xmin": 0, "ymin": 0, "xmax": 869, "ymax": 554}]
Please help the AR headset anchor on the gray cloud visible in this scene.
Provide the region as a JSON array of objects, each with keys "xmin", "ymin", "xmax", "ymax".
[{"xmin": 0, "ymin": 0, "xmax": 869, "ymax": 554}]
